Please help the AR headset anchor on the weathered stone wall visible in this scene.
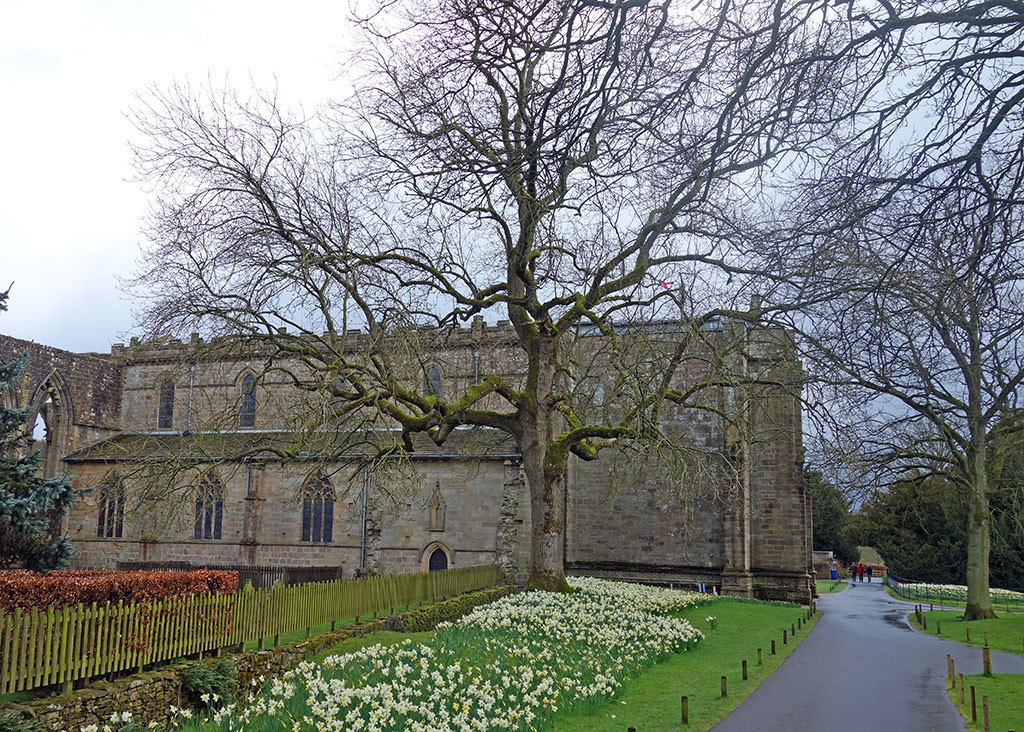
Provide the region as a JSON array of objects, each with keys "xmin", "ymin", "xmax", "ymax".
[
  {"xmin": 70, "ymin": 457, "xmax": 511, "ymax": 575},
  {"xmin": 3, "ymin": 586, "xmax": 511, "ymax": 732},
  {"xmin": 3, "ymin": 316, "xmax": 811, "ymax": 602}
]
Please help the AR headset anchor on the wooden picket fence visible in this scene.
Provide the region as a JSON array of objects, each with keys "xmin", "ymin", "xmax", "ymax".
[{"xmin": 0, "ymin": 564, "xmax": 501, "ymax": 695}]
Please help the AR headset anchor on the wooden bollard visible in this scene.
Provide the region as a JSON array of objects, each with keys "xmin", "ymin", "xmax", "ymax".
[
  {"xmin": 959, "ymin": 673, "xmax": 964, "ymax": 704},
  {"xmin": 757, "ymin": 648, "xmax": 763, "ymax": 665},
  {"xmin": 984, "ymin": 631, "xmax": 988, "ymax": 646},
  {"xmin": 629, "ymin": 727, "xmax": 636, "ymax": 732},
  {"xmin": 923, "ymin": 615, "xmax": 927, "ymax": 630},
  {"xmin": 967, "ymin": 628, "xmax": 972, "ymax": 642},
  {"xmin": 946, "ymin": 654, "xmax": 952, "ymax": 680},
  {"xmin": 721, "ymin": 675, "xmax": 728, "ymax": 697},
  {"xmin": 982, "ymin": 694, "xmax": 990, "ymax": 732},
  {"xmin": 771, "ymin": 640, "xmax": 776, "ymax": 655},
  {"xmin": 950, "ymin": 656, "xmax": 955, "ymax": 682},
  {"xmin": 930, "ymin": 602, "xmax": 934, "ymax": 611},
  {"xmin": 681, "ymin": 695, "xmax": 689, "ymax": 725},
  {"xmin": 783, "ymin": 630, "xmax": 787, "ymax": 644},
  {"xmin": 970, "ymin": 685, "xmax": 977, "ymax": 722},
  {"xmin": 936, "ymin": 620, "xmax": 941, "ymax": 635},
  {"xmin": 742, "ymin": 659, "xmax": 748, "ymax": 680},
  {"xmin": 791, "ymin": 622, "xmax": 796, "ymax": 635},
  {"xmin": 797, "ymin": 617, "xmax": 802, "ymax": 630},
  {"xmin": 983, "ymin": 645, "xmax": 992, "ymax": 677}
]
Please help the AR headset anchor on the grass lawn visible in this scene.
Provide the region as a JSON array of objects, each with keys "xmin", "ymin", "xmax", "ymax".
[
  {"xmin": 948, "ymin": 673, "xmax": 1024, "ymax": 732},
  {"xmin": 546, "ymin": 598, "xmax": 818, "ymax": 732},
  {"xmin": 204, "ymin": 588, "xmax": 818, "ymax": 732},
  {"xmin": 816, "ymin": 579, "xmax": 847, "ymax": 594},
  {"xmin": 910, "ymin": 609, "xmax": 1024, "ymax": 656}
]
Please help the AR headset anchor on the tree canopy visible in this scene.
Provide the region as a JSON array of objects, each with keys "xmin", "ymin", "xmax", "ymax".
[{"xmin": 130, "ymin": 0, "xmax": 845, "ymax": 590}]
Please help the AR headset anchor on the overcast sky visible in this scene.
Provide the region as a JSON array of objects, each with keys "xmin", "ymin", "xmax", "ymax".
[{"xmin": 1, "ymin": 1, "xmax": 356, "ymax": 354}]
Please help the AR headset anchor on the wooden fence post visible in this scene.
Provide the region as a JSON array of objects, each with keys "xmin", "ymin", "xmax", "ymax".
[
  {"xmin": 721, "ymin": 676, "xmax": 727, "ymax": 697},
  {"xmin": 757, "ymin": 648, "xmax": 763, "ymax": 665},
  {"xmin": 970, "ymin": 685, "xmax": 977, "ymax": 722},
  {"xmin": 982, "ymin": 694, "xmax": 989, "ymax": 732},
  {"xmin": 983, "ymin": 645, "xmax": 992, "ymax": 677},
  {"xmin": 681, "ymin": 696, "xmax": 688, "ymax": 725},
  {"xmin": 742, "ymin": 660, "xmax": 748, "ymax": 680}
]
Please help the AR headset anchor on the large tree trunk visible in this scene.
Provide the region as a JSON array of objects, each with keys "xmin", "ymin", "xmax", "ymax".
[
  {"xmin": 521, "ymin": 439, "xmax": 571, "ymax": 592},
  {"xmin": 517, "ymin": 336, "xmax": 571, "ymax": 592},
  {"xmin": 964, "ymin": 424, "xmax": 997, "ymax": 620},
  {"xmin": 524, "ymin": 440, "xmax": 573, "ymax": 593},
  {"xmin": 964, "ymin": 470, "xmax": 996, "ymax": 620}
]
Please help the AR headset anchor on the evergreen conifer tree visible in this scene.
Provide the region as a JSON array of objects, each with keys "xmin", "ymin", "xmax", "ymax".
[{"xmin": 0, "ymin": 289, "xmax": 80, "ymax": 570}]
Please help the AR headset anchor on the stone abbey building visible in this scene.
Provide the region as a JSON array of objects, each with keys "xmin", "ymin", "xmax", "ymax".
[{"xmin": 0, "ymin": 319, "xmax": 813, "ymax": 602}]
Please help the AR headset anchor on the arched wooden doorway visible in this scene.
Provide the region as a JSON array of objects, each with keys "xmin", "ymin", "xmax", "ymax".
[
  {"xmin": 422, "ymin": 542, "xmax": 452, "ymax": 572},
  {"xmin": 429, "ymin": 547, "xmax": 448, "ymax": 572}
]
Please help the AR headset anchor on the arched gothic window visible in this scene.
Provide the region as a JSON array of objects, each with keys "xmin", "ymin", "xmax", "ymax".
[
  {"xmin": 193, "ymin": 472, "xmax": 224, "ymax": 540},
  {"xmin": 301, "ymin": 470, "xmax": 334, "ymax": 543},
  {"xmin": 239, "ymin": 374, "xmax": 256, "ymax": 428},
  {"xmin": 97, "ymin": 479, "xmax": 125, "ymax": 539},
  {"xmin": 424, "ymin": 366, "xmax": 442, "ymax": 397},
  {"xmin": 158, "ymin": 380, "xmax": 175, "ymax": 429}
]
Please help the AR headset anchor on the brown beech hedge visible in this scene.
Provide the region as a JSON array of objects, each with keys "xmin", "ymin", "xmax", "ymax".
[{"xmin": 0, "ymin": 569, "xmax": 238, "ymax": 611}]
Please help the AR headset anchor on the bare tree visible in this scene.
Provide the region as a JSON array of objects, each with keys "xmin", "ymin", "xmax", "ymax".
[
  {"xmin": 768, "ymin": 0, "xmax": 1024, "ymax": 619},
  {"xmin": 783, "ymin": 160, "xmax": 1024, "ymax": 619},
  {"xmin": 130, "ymin": 0, "xmax": 845, "ymax": 591}
]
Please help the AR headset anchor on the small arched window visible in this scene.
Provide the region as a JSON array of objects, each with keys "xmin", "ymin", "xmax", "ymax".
[
  {"xmin": 193, "ymin": 472, "xmax": 224, "ymax": 540},
  {"xmin": 301, "ymin": 470, "xmax": 334, "ymax": 543},
  {"xmin": 158, "ymin": 380, "xmax": 175, "ymax": 429},
  {"xmin": 97, "ymin": 478, "xmax": 125, "ymax": 539},
  {"xmin": 239, "ymin": 374, "xmax": 256, "ymax": 428},
  {"xmin": 424, "ymin": 366, "xmax": 442, "ymax": 397}
]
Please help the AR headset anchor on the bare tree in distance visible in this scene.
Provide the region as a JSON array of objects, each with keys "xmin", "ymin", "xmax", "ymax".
[
  {"xmin": 780, "ymin": 159, "xmax": 1024, "ymax": 619},
  {"xmin": 130, "ymin": 0, "xmax": 848, "ymax": 591},
  {"xmin": 767, "ymin": 0, "xmax": 1024, "ymax": 619}
]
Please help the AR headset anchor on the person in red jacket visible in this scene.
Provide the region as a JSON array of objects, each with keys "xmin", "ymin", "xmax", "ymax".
[{"xmin": 857, "ymin": 563, "xmax": 865, "ymax": 582}]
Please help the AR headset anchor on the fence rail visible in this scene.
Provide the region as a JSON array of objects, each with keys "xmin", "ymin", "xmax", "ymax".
[
  {"xmin": 115, "ymin": 561, "xmax": 344, "ymax": 590},
  {"xmin": 887, "ymin": 572, "xmax": 1024, "ymax": 613},
  {"xmin": 0, "ymin": 564, "xmax": 501, "ymax": 695}
]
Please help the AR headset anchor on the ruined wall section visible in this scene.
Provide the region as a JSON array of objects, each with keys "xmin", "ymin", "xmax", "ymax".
[{"xmin": 0, "ymin": 334, "xmax": 124, "ymax": 449}]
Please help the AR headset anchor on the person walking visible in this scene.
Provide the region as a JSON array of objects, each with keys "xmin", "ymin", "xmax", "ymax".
[
  {"xmin": 857, "ymin": 563, "xmax": 865, "ymax": 582},
  {"xmin": 865, "ymin": 564, "xmax": 873, "ymax": 583}
]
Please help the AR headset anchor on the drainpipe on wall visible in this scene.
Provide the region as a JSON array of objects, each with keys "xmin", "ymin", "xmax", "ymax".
[
  {"xmin": 360, "ymin": 466, "xmax": 369, "ymax": 573},
  {"xmin": 472, "ymin": 349, "xmax": 480, "ymax": 383},
  {"xmin": 185, "ymin": 363, "xmax": 196, "ymax": 432}
]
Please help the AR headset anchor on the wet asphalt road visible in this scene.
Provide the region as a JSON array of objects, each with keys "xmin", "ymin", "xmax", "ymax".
[{"xmin": 710, "ymin": 581, "xmax": 1024, "ymax": 732}]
